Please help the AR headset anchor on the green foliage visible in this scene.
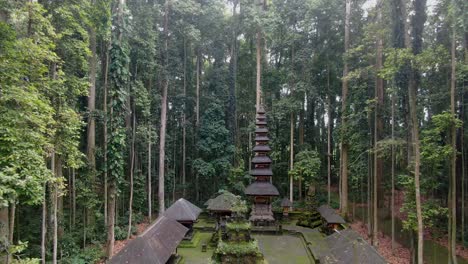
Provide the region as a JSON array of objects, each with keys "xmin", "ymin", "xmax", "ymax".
[
  {"xmin": 215, "ymin": 240, "xmax": 261, "ymax": 256},
  {"xmin": 289, "ymin": 150, "xmax": 321, "ymax": 186}
]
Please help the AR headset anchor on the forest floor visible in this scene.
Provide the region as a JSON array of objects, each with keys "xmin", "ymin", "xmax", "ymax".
[
  {"xmin": 350, "ymin": 220, "xmax": 411, "ymax": 264},
  {"xmin": 348, "ymin": 189, "xmax": 468, "ymax": 263}
]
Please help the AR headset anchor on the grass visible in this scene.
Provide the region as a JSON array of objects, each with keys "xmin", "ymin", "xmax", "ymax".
[
  {"xmin": 226, "ymin": 221, "xmax": 251, "ymax": 231},
  {"xmin": 179, "ymin": 231, "xmax": 202, "ymax": 248}
]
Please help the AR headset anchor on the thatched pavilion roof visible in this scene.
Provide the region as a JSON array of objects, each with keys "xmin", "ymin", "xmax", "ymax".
[
  {"xmin": 280, "ymin": 197, "xmax": 293, "ymax": 207},
  {"xmin": 245, "ymin": 182, "xmax": 279, "ymax": 196},
  {"xmin": 317, "ymin": 205, "xmax": 346, "ymax": 224},
  {"xmin": 206, "ymin": 191, "xmax": 240, "ymax": 212},
  {"xmin": 163, "ymin": 198, "xmax": 202, "ymax": 222},
  {"xmin": 109, "ymin": 215, "xmax": 188, "ymax": 264},
  {"xmin": 319, "ymin": 229, "xmax": 387, "ymax": 264}
]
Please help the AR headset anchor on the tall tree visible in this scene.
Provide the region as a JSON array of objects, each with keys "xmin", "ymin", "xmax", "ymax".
[
  {"xmin": 340, "ymin": 0, "xmax": 351, "ymax": 217},
  {"xmin": 158, "ymin": 0, "xmax": 170, "ymax": 214}
]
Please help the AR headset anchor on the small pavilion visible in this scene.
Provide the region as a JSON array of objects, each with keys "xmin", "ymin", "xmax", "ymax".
[
  {"xmin": 109, "ymin": 215, "xmax": 188, "ymax": 264},
  {"xmin": 318, "ymin": 229, "xmax": 387, "ymax": 264},
  {"xmin": 163, "ymin": 198, "xmax": 202, "ymax": 238},
  {"xmin": 280, "ymin": 197, "xmax": 293, "ymax": 216},
  {"xmin": 206, "ymin": 191, "xmax": 241, "ymax": 224},
  {"xmin": 317, "ymin": 205, "xmax": 346, "ymax": 232}
]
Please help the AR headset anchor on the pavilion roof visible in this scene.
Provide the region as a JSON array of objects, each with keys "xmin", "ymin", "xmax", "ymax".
[
  {"xmin": 245, "ymin": 181, "xmax": 279, "ymax": 196},
  {"xmin": 109, "ymin": 215, "xmax": 188, "ymax": 264},
  {"xmin": 280, "ymin": 197, "xmax": 293, "ymax": 207},
  {"xmin": 206, "ymin": 191, "xmax": 241, "ymax": 212},
  {"xmin": 250, "ymin": 168, "xmax": 273, "ymax": 176},
  {"xmin": 317, "ymin": 205, "xmax": 346, "ymax": 224},
  {"xmin": 252, "ymin": 156, "xmax": 272, "ymax": 164},
  {"xmin": 253, "ymin": 145, "xmax": 271, "ymax": 152},
  {"xmin": 163, "ymin": 198, "xmax": 202, "ymax": 222},
  {"xmin": 319, "ymin": 229, "xmax": 387, "ymax": 264}
]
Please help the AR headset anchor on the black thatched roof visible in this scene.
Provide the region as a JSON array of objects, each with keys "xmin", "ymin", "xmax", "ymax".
[
  {"xmin": 256, "ymin": 120, "xmax": 267, "ymax": 126},
  {"xmin": 163, "ymin": 198, "xmax": 202, "ymax": 222},
  {"xmin": 206, "ymin": 191, "xmax": 240, "ymax": 212},
  {"xmin": 255, "ymin": 127, "xmax": 268, "ymax": 133},
  {"xmin": 204, "ymin": 198, "xmax": 212, "ymax": 207},
  {"xmin": 254, "ymin": 135, "xmax": 270, "ymax": 142},
  {"xmin": 319, "ymin": 229, "xmax": 387, "ymax": 264},
  {"xmin": 280, "ymin": 197, "xmax": 293, "ymax": 207},
  {"xmin": 253, "ymin": 145, "xmax": 271, "ymax": 152},
  {"xmin": 257, "ymin": 105, "xmax": 266, "ymax": 114},
  {"xmin": 250, "ymin": 168, "xmax": 273, "ymax": 176},
  {"xmin": 245, "ymin": 181, "xmax": 279, "ymax": 196},
  {"xmin": 109, "ymin": 216, "xmax": 188, "ymax": 264},
  {"xmin": 252, "ymin": 156, "xmax": 272, "ymax": 164},
  {"xmin": 317, "ymin": 205, "xmax": 346, "ymax": 224}
]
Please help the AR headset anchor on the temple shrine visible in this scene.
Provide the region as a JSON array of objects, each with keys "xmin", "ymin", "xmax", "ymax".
[{"xmin": 245, "ymin": 105, "xmax": 279, "ymax": 224}]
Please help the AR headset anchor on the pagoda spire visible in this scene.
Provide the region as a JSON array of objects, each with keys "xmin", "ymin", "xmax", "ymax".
[{"xmin": 245, "ymin": 105, "xmax": 279, "ymax": 223}]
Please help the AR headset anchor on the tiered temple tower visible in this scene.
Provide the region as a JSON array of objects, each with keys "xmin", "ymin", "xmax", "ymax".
[{"xmin": 245, "ymin": 105, "xmax": 279, "ymax": 224}]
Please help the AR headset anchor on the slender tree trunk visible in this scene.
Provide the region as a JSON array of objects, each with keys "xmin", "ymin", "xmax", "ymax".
[
  {"xmin": 449, "ymin": 13, "xmax": 458, "ymax": 263},
  {"xmin": 327, "ymin": 64, "xmax": 332, "ymax": 206},
  {"xmin": 290, "ymin": 112, "xmax": 294, "ymax": 205},
  {"xmin": 158, "ymin": 0, "xmax": 170, "ymax": 214},
  {"xmin": 106, "ymin": 184, "xmax": 116, "ymax": 259},
  {"xmin": 373, "ymin": 4, "xmax": 384, "ymax": 245},
  {"xmin": 148, "ymin": 126, "xmax": 152, "ymax": 221},
  {"xmin": 87, "ymin": 26, "xmax": 97, "ymax": 174},
  {"xmin": 182, "ymin": 39, "xmax": 187, "ymax": 197},
  {"xmin": 127, "ymin": 111, "xmax": 136, "ymax": 239},
  {"xmin": 0, "ymin": 206, "xmax": 8, "ymax": 264},
  {"xmin": 103, "ymin": 41, "xmax": 110, "ymax": 227},
  {"xmin": 299, "ymin": 104, "xmax": 304, "ymax": 201},
  {"xmin": 340, "ymin": 0, "xmax": 351, "ymax": 217},
  {"xmin": 7, "ymin": 201, "xmax": 15, "ymax": 263},
  {"xmin": 195, "ymin": 52, "xmax": 200, "ymax": 202},
  {"xmin": 256, "ymin": 30, "xmax": 262, "ymax": 110},
  {"xmin": 72, "ymin": 168, "xmax": 76, "ymax": 227},
  {"xmin": 51, "ymin": 152, "xmax": 57, "ymax": 264},
  {"xmin": 41, "ymin": 182, "xmax": 46, "ymax": 264},
  {"xmin": 391, "ymin": 88, "xmax": 396, "ymax": 253}
]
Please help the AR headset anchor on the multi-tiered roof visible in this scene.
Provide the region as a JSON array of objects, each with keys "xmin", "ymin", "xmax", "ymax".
[{"xmin": 245, "ymin": 106, "xmax": 279, "ymax": 222}]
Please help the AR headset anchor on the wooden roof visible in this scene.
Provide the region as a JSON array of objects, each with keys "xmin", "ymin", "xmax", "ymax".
[
  {"xmin": 317, "ymin": 205, "xmax": 346, "ymax": 224},
  {"xmin": 253, "ymin": 145, "xmax": 271, "ymax": 152},
  {"xmin": 206, "ymin": 191, "xmax": 240, "ymax": 212},
  {"xmin": 252, "ymin": 156, "xmax": 272, "ymax": 164},
  {"xmin": 245, "ymin": 181, "xmax": 279, "ymax": 196},
  {"xmin": 250, "ymin": 168, "xmax": 273, "ymax": 176},
  {"xmin": 280, "ymin": 197, "xmax": 293, "ymax": 207},
  {"xmin": 319, "ymin": 229, "xmax": 387, "ymax": 264},
  {"xmin": 109, "ymin": 216, "xmax": 188, "ymax": 264},
  {"xmin": 163, "ymin": 198, "xmax": 202, "ymax": 222}
]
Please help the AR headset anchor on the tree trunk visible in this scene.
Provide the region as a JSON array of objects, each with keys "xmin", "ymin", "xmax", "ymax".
[
  {"xmin": 407, "ymin": 0, "xmax": 425, "ymax": 262},
  {"xmin": 327, "ymin": 63, "xmax": 332, "ymax": 206},
  {"xmin": 41, "ymin": 183, "xmax": 46, "ymax": 264},
  {"xmin": 373, "ymin": 3, "xmax": 384, "ymax": 245},
  {"xmin": 106, "ymin": 184, "xmax": 116, "ymax": 259},
  {"xmin": 127, "ymin": 110, "xmax": 136, "ymax": 239},
  {"xmin": 51, "ymin": 152, "xmax": 57, "ymax": 264},
  {"xmin": 195, "ymin": 52, "xmax": 200, "ymax": 202},
  {"xmin": 256, "ymin": 29, "xmax": 262, "ymax": 110},
  {"xmin": 87, "ymin": 26, "xmax": 97, "ymax": 174},
  {"xmin": 0, "ymin": 206, "xmax": 8, "ymax": 264},
  {"xmin": 182, "ymin": 39, "xmax": 187, "ymax": 197},
  {"xmin": 103, "ymin": 44, "xmax": 109, "ymax": 227},
  {"xmin": 340, "ymin": 0, "xmax": 351, "ymax": 217},
  {"xmin": 148, "ymin": 126, "xmax": 152, "ymax": 221},
  {"xmin": 449, "ymin": 13, "xmax": 458, "ymax": 263},
  {"xmin": 159, "ymin": 0, "xmax": 170, "ymax": 214},
  {"xmin": 391, "ymin": 88, "xmax": 396, "ymax": 253},
  {"xmin": 290, "ymin": 112, "xmax": 294, "ymax": 206}
]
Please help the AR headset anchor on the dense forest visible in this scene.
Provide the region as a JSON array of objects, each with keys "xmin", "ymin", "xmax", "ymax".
[{"xmin": 0, "ymin": 0, "xmax": 467, "ymax": 263}]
